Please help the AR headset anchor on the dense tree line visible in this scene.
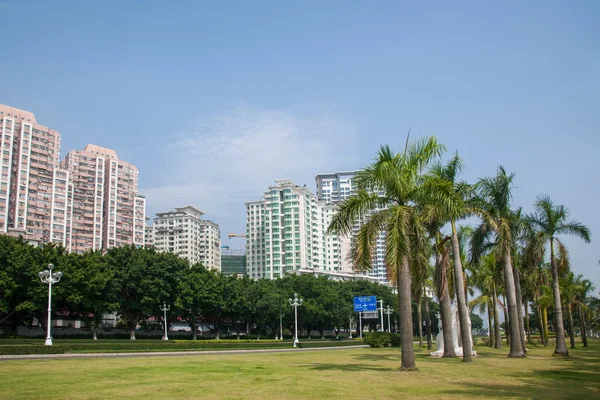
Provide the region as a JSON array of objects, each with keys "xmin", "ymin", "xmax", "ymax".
[
  {"xmin": 327, "ymin": 136, "xmax": 596, "ymax": 369},
  {"xmin": 0, "ymin": 236, "xmax": 426, "ymax": 340}
]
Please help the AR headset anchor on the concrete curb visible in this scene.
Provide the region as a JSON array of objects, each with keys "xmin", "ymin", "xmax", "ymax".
[{"xmin": 0, "ymin": 344, "xmax": 370, "ymax": 361}]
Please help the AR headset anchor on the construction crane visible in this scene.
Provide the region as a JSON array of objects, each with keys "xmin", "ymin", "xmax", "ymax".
[{"xmin": 228, "ymin": 233, "xmax": 247, "ymax": 239}]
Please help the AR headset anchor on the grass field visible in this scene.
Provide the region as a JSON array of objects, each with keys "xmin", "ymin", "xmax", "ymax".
[{"xmin": 1, "ymin": 340, "xmax": 598, "ymax": 400}]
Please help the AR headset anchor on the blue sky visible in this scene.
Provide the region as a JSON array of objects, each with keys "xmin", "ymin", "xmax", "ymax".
[{"xmin": 1, "ymin": 0, "xmax": 598, "ymax": 288}]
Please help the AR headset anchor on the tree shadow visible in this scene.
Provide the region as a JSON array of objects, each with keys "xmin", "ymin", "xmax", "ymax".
[
  {"xmin": 353, "ymin": 353, "xmax": 400, "ymax": 362},
  {"xmin": 299, "ymin": 363, "xmax": 394, "ymax": 372}
]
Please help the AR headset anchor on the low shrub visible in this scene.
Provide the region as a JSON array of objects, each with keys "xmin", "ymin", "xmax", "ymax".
[{"xmin": 363, "ymin": 332, "xmax": 401, "ymax": 348}]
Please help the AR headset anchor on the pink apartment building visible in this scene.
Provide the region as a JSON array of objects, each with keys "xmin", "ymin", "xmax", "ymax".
[
  {"xmin": 62, "ymin": 144, "xmax": 145, "ymax": 252},
  {"xmin": 0, "ymin": 104, "xmax": 70, "ymax": 244},
  {"xmin": 1, "ymin": 104, "xmax": 145, "ymax": 251}
]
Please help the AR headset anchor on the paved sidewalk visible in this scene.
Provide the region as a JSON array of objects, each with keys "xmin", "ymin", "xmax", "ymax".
[{"xmin": 0, "ymin": 344, "xmax": 370, "ymax": 361}]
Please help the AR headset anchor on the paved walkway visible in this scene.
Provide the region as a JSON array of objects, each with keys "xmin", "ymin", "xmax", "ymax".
[{"xmin": 0, "ymin": 344, "xmax": 370, "ymax": 361}]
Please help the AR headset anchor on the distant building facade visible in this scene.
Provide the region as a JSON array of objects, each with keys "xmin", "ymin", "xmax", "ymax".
[
  {"xmin": 61, "ymin": 144, "xmax": 145, "ymax": 252},
  {"xmin": 147, "ymin": 206, "xmax": 221, "ymax": 271},
  {"xmin": 245, "ymin": 179, "xmax": 355, "ymax": 280},
  {"xmin": 0, "ymin": 104, "xmax": 69, "ymax": 244},
  {"xmin": 221, "ymin": 249, "xmax": 246, "ymax": 277},
  {"xmin": 315, "ymin": 171, "xmax": 388, "ymax": 284},
  {"xmin": 0, "ymin": 104, "xmax": 145, "ymax": 251}
]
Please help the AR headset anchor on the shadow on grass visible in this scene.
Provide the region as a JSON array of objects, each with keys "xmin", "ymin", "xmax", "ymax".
[
  {"xmin": 353, "ymin": 353, "xmax": 400, "ymax": 362},
  {"xmin": 300, "ymin": 363, "xmax": 394, "ymax": 372}
]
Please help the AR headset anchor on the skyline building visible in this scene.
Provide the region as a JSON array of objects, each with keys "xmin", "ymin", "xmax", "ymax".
[
  {"xmin": 315, "ymin": 171, "xmax": 389, "ymax": 284},
  {"xmin": 146, "ymin": 205, "xmax": 221, "ymax": 271},
  {"xmin": 0, "ymin": 104, "xmax": 71, "ymax": 245},
  {"xmin": 1, "ymin": 104, "xmax": 145, "ymax": 252},
  {"xmin": 245, "ymin": 179, "xmax": 353, "ymax": 280}
]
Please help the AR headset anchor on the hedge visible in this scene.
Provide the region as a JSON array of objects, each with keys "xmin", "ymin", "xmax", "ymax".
[
  {"xmin": 363, "ymin": 332, "xmax": 401, "ymax": 348},
  {"xmin": 0, "ymin": 339, "xmax": 363, "ymax": 355}
]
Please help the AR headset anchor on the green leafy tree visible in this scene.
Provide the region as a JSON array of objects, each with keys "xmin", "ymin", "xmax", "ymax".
[
  {"xmin": 328, "ymin": 137, "xmax": 445, "ymax": 370},
  {"xmin": 426, "ymin": 153, "xmax": 474, "ymax": 362},
  {"xmin": 526, "ymin": 195, "xmax": 591, "ymax": 355},
  {"xmin": 470, "ymin": 166, "xmax": 525, "ymax": 357}
]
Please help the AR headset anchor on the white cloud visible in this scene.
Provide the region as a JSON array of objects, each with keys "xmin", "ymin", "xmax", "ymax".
[{"xmin": 141, "ymin": 102, "xmax": 359, "ymax": 232}]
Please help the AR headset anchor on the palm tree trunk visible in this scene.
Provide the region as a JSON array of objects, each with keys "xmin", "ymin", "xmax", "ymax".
[
  {"xmin": 567, "ymin": 305, "xmax": 575, "ymax": 349},
  {"xmin": 436, "ymin": 247, "xmax": 456, "ymax": 357},
  {"xmin": 397, "ymin": 256, "xmax": 416, "ymax": 369},
  {"xmin": 492, "ymin": 285, "xmax": 502, "ymax": 349},
  {"xmin": 550, "ymin": 238, "xmax": 569, "ymax": 355},
  {"xmin": 536, "ymin": 303, "xmax": 545, "ymax": 345},
  {"xmin": 513, "ymin": 266, "xmax": 527, "ymax": 352},
  {"xmin": 502, "ymin": 248, "xmax": 525, "ymax": 357},
  {"xmin": 542, "ymin": 307, "xmax": 549, "ymax": 347},
  {"xmin": 417, "ymin": 298, "xmax": 423, "ymax": 346},
  {"xmin": 524, "ymin": 297, "xmax": 531, "ymax": 344},
  {"xmin": 451, "ymin": 221, "xmax": 472, "ymax": 362},
  {"xmin": 424, "ymin": 297, "xmax": 432, "ymax": 350},
  {"xmin": 503, "ymin": 295, "xmax": 510, "ymax": 346},
  {"xmin": 579, "ymin": 305, "xmax": 588, "ymax": 347},
  {"xmin": 487, "ymin": 300, "xmax": 494, "ymax": 348}
]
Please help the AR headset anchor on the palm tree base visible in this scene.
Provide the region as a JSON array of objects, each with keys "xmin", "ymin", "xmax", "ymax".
[
  {"xmin": 507, "ymin": 352, "xmax": 526, "ymax": 358},
  {"xmin": 552, "ymin": 351, "xmax": 569, "ymax": 357},
  {"xmin": 398, "ymin": 366, "xmax": 418, "ymax": 372}
]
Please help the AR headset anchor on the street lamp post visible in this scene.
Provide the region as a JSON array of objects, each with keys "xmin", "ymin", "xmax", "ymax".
[
  {"xmin": 289, "ymin": 293, "xmax": 303, "ymax": 348},
  {"xmin": 279, "ymin": 312, "xmax": 284, "ymax": 341},
  {"xmin": 378, "ymin": 300, "xmax": 384, "ymax": 331},
  {"xmin": 384, "ymin": 306, "xmax": 393, "ymax": 332},
  {"xmin": 160, "ymin": 302, "xmax": 170, "ymax": 340},
  {"xmin": 38, "ymin": 263, "xmax": 62, "ymax": 346}
]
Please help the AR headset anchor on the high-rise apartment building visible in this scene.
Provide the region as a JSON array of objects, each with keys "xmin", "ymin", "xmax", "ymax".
[
  {"xmin": 61, "ymin": 144, "xmax": 145, "ymax": 252},
  {"xmin": 245, "ymin": 179, "xmax": 349, "ymax": 280},
  {"xmin": 147, "ymin": 205, "xmax": 221, "ymax": 271},
  {"xmin": 1, "ymin": 104, "xmax": 145, "ymax": 252},
  {"xmin": 0, "ymin": 104, "xmax": 71, "ymax": 244},
  {"xmin": 315, "ymin": 171, "xmax": 388, "ymax": 284}
]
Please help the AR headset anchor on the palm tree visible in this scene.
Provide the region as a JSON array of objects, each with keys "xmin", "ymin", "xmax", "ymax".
[
  {"xmin": 469, "ymin": 253, "xmax": 502, "ymax": 348},
  {"xmin": 328, "ymin": 137, "xmax": 445, "ymax": 370},
  {"xmin": 470, "ymin": 166, "xmax": 525, "ymax": 357},
  {"xmin": 425, "ymin": 154, "xmax": 473, "ymax": 361},
  {"xmin": 576, "ymin": 278, "xmax": 595, "ymax": 347},
  {"xmin": 527, "ymin": 195, "xmax": 591, "ymax": 355}
]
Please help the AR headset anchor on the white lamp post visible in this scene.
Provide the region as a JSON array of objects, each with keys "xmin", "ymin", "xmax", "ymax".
[
  {"xmin": 160, "ymin": 302, "xmax": 170, "ymax": 340},
  {"xmin": 378, "ymin": 300, "xmax": 384, "ymax": 331},
  {"xmin": 384, "ymin": 305, "xmax": 393, "ymax": 332},
  {"xmin": 289, "ymin": 293, "xmax": 303, "ymax": 348},
  {"xmin": 38, "ymin": 263, "xmax": 62, "ymax": 346}
]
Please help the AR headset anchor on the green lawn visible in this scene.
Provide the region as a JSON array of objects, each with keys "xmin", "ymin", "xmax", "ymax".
[{"xmin": 1, "ymin": 340, "xmax": 599, "ymax": 399}]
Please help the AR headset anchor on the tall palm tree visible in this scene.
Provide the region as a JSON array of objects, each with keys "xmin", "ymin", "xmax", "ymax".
[
  {"xmin": 576, "ymin": 278, "xmax": 595, "ymax": 347},
  {"xmin": 470, "ymin": 166, "xmax": 525, "ymax": 357},
  {"xmin": 527, "ymin": 195, "xmax": 591, "ymax": 355},
  {"xmin": 469, "ymin": 253, "xmax": 502, "ymax": 348},
  {"xmin": 328, "ymin": 137, "xmax": 445, "ymax": 370},
  {"xmin": 425, "ymin": 154, "xmax": 473, "ymax": 361}
]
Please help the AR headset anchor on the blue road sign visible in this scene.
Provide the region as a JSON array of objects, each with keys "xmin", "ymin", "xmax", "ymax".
[{"xmin": 353, "ymin": 296, "xmax": 377, "ymax": 312}]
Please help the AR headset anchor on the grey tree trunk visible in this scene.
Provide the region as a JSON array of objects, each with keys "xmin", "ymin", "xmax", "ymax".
[
  {"xmin": 579, "ymin": 305, "xmax": 588, "ymax": 347},
  {"xmin": 424, "ymin": 297, "xmax": 432, "ymax": 350},
  {"xmin": 191, "ymin": 320, "xmax": 197, "ymax": 341},
  {"xmin": 397, "ymin": 256, "xmax": 416, "ymax": 369},
  {"xmin": 417, "ymin": 299, "xmax": 423, "ymax": 346},
  {"xmin": 451, "ymin": 223, "xmax": 472, "ymax": 362},
  {"xmin": 502, "ymin": 248, "xmax": 525, "ymax": 357},
  {"xmin": 536, "ymin": 303, "xmax": 545, "ymax": 345},
  {"xmin": 567, "ymin": 305, "xmax": 575, "ymax": 349},
  {"xmin": 524, "ymin": 297, "xmax": 531, "ymax": 344},
  {"xmin": 513, "ymin": 266, "xmax": 527, "ymax": 352},
  {"xmin": 129, "ymin": 328, "xmax": 136, "ymax": 340},
  {"xmin": 503, "ymin": 295, "xmax": 510, "ymax": 346},
  {"xmin": 550, "ymin": 239, "xmax": 569, "ymax": 355},
  {"xmin": 436, "ymin": 248, "xmax": 456, "ymax": 357},
  {"xmin": 492, "ymin": 285, "xmax": 502, "ymax": 348},
  {"xmin": 487, "ymin": 301, "xmax": 494, "ymax": 348}
]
